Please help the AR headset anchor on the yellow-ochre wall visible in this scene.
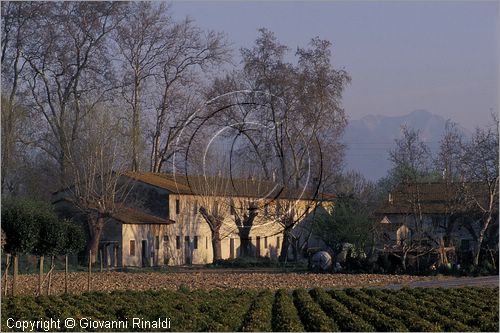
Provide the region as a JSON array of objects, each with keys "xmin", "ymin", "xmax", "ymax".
[{"xmin": 121, "ymin": 193, "xmax": 331, "ymax": 266}]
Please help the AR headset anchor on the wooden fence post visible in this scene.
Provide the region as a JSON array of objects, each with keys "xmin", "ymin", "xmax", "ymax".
[
  {"xmin": 47, "ymin": 256, "xmax": 55, "ymax": 295},
  {"xmin": 3, "ymin": 254, "xmax": 11, "ymax": 296},
  {"xmin": 88, "ymin": 250, "xmax": 91, "ymax": 292},
  {"xmin": 65, "ymin": 255, "xmax": 68, "ymax": 294},
  {"xmin": 12, "ymin": 255, "xmax": 18, "ymax": 296},
  {"xmin": 38, "ymin": 255, "xmax": 44, "ymax": 296}
]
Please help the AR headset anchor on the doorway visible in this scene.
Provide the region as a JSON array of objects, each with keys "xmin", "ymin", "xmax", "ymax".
[
  {"xmin": 230, "ymin": 238, "xmax": 235, "ymax": 259},
  {"xmin": 141, "ymin": 240, "xmax": 148, "ymax": 267},
  {"xmin": 184, "ymin": 236, "xmax": 191, "ymax": 265}
]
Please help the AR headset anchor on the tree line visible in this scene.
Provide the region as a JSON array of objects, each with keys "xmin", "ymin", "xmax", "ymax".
[
  {"xmin": 1, "ymin": 198, "xmax": 85, "ymax": 295},
  {"xmin": 2, "ymin": 1, "xmax": 350, "ymax": 263},
  {"xmin": 315, "ymin": 118, "xmax": 498, "ymax": 271}
]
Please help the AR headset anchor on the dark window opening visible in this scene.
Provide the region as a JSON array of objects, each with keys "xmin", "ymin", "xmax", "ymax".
[
  {"xmin": 194, "ymin": 236, "xmax": 198, "ymax": 249},
  {"xmin": 163, "ymin": 235, "xmax": 169, "ymax": 242},
  {"xmin": 155, "ymin": 236, "xmax": 160, "ymax": 250},
  {"xmin": 176, "ymin": 236, "xmax": 181, "ymax": 249},
  {"xmin": 176, "ymin": 199, "xmax": 180, "ymax": 214},
  {"xmin": 265, "ymin": 236, "xmax": 268, "ymax": 248}
]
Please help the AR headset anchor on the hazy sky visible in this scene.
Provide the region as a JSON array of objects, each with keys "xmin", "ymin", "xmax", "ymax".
[{"xmin": 170, "ymin": 0, "xmax": 499, "ymax": 130}]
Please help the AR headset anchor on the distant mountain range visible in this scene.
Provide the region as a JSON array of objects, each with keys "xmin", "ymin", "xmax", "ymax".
[{"xmin": 342, "ymin": 110, "xmax": 468, "ymax": 181}]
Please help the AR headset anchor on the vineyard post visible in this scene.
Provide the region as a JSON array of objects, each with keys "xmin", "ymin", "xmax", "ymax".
[
  {"xmin": 88, "ymin": 250, "xmax": 91, "ymax": 292},
  {"xmin": 64, "ymin": 255, "xmax": 68, "ymax": 294},
  {"xmin": 38, "ymin": 255, "xmax": 44, "ymax": 296},
  {"xmin": 47, "ymin": 256, "xmax": 55, "ymax": 295},
  {"xmin": 3, "ymin": 254, "xmax": 10, "ymax": 296},
  {"xmin": 12, "ymin": 254, "xmax": 18, "ymax": 296}
]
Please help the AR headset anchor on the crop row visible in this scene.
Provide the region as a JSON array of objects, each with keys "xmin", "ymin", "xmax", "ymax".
[{"xmin": 2, "ymin": 287, "xmax": 498, "ymax": 332}]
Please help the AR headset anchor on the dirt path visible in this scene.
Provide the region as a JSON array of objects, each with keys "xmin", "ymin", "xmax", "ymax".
[
  {"xmin": 383, "ymin": 275, "xmax": 499, "ymax": 289},
  {"xmin": 5, "ymin": 271, "xmax": 427, "ymax": 296}
]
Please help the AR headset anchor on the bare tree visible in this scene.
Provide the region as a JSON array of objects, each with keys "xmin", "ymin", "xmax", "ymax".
[
  {"xmin": 459, "ymin": 116, "xmax": 499, "ymax": 266},
  {"xmin": 114, "ymin": 2, "xmax": 172, "ymax": 172},
  {"xmin": 387, "ymin": 126, "xmax": 436, "ymax": 270},
  {"xmin": 434, "ymin": 121, "xmax": 465, "ymax": 246},
  {"xmin": 65, "ymin": 106, "xmax": 132, "ymax": 263},
  {"xmin": 148, "ymin": 19, "xmax": 230, "ymax": 173},
  {"xmin": 23, "ymin": 2, "xmax": 123, "ymax": 187},
  {"xmin": 205, "ymin": 29, "xmax": 350, "ymax": 258},
  {"xmin": 1, "ymin": 2, "xmax": 40, "ymax": 194}
]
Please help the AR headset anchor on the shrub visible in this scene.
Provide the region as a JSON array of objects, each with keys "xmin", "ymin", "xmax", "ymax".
[
  {"xmin": 240, "ymin": 290, "xmax": 274, "ymax": 331},
  {"xmin": 345, "ymin": 288, "xmax": 438, "ymax": 331},
  {"xmin": 329, "ymin": 289, "xmax": 408, "ymax": 331},
  {"xmin": 210, "ymin": 256, "xmax": 275, "ymax": 268},
  {"xmin": 293, "ymin": 289, "xmax": 338, "ymax": 331},
  {"xmin": 272, "ymin": 289, "xmax": 304, "ymax": 332},
  {"xmin": 309, "ymin": 288, "xmax": 374, "ymax": 332}
]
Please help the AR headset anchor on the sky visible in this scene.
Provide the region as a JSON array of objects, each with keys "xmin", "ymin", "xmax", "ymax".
[{"xmin": 170, "ymin": 0, "xmax": 499, "ymax": 130}]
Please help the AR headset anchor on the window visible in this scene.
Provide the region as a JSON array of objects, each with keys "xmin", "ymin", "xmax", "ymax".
[
  {"xmin": 176, "ymin": 236, "xmax": 181, "ymax": 249},
  {"xmin": 163, "ymin": 235, "xmax": 169, "ymax": 242},
  {"xmin": 194, "ymin": 236, "xmax": 198, "ymax": 249},
  {"xmin": 277, "ymin": 236, "xmax": 280, "ymax": 250},
  {"xmin": 193, "ymin": 200, "xmax": 198, "ymax": 215},
  {"xmin": 155, "ymin": 236, "xmax": 160, "ymax": 250},
  {"xmin": 130, "ymin": 240, "xmax": 136, "ymax": 256},
  {"xmin": 176, "ymin": 199, "xmax": 180, "ymax": 214},
  {"xmin": 185, "ymin": 236, "xmax": 190, "ymax": 246},
  {"xmin": 264, "ymin": 236, "xmax": 268, "ymax": 248}
]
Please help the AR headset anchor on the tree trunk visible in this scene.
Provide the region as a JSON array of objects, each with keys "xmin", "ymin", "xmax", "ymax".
[
  {"xmin": 88, "ymin": 250, "xmax": 92, "ymax": 292},
  {"xmin": 238, "ymin": 225, "xmax": 252, "ymax": 257},
  {"xmin": 64, "ymin": 255, "xmax": 68, "ymax": 294},
  {"xmin": 279, "ymin": 232, "xmax": 291, "ymax": 262},
  {"xmin": 131, "ymin": 73, "xmax": 141, "ymax": 172},
  {"xmin": 473, "ymin": 215, "xmax": 492, "ymax": 267},
  {"xmin": 212, "ymin": 229, "xmax": 222, "ymax": 262},
  {"xmin": 87, "ymin": 217, "xmax": 105, "ymax": 264},
  {"xmin": 402, "ymin": 251, "xmax": 407, "ymax": 271}
]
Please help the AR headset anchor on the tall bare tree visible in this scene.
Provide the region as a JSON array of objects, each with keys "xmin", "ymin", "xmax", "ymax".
[
  {"xmin": 206, "ymin": 29, "xmax": 350, "ymax": 259},
  {"xmin": 434, "ymin": 121, "xmax": 465, "ymax": 246},
  {"xmin": 148, "ymin": 19, "xmax": 229, "ymax": 173},
  {"xmin": 65, "ymin": 105, "xmax": 132, "ymax": 263},
  {"xmin": 1, "ymin": 2, "xmax": 40, "ymax": 194},
  {"xmin": 115, "ymin": 2, "xmax": 172, "ymax": 172},
  {"xmin": 23, "ymin": 2, "xmax": 123, "ymax": 187},
  {"xmin": 458, "ymin": 116, "xmax": 499, "ymax": 266}
]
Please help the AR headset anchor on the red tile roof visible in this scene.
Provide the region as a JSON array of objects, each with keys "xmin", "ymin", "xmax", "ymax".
[{"xmin": 123, "ymin": 171, "xmax": 335, "ymax": 201}]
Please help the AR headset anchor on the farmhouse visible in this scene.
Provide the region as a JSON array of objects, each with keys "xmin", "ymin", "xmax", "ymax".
[
  {"xmin": 375, "ymin": 182, "xmax": 498, "ymax": 264},
  {"xmin": 53, "ymin": 172, "xmax": 334, "ymax": 267}
]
